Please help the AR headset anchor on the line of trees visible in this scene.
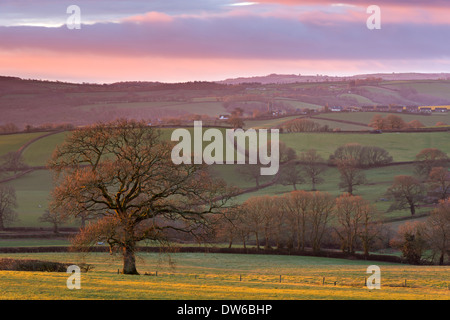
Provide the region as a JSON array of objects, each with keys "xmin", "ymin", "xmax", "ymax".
[
  {"xmin": 369, "ymin": 114, "xmax": 426, "ymax": 130},
  {"xmin": 390, "ymin": 198, "xmax": 450, "ymax": 265},
  {"xmin": 214, "ymin": 191, "xmax": 384, "ymax": 257}
]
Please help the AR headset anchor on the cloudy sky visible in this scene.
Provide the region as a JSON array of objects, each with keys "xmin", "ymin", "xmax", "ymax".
[{"xmin": 1, "ymin": 0, "xmax": 449, "ymax": 83}]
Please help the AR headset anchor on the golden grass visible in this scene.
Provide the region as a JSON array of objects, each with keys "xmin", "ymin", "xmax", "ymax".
[{"xmin": 0, "ymin": 252, "xmax": 448, "ymax": 300}]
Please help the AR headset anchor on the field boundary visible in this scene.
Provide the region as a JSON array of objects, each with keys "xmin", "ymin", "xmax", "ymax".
[{"xmin": 0, "ymin": 245, "xmax": 411, "ymax": 264}]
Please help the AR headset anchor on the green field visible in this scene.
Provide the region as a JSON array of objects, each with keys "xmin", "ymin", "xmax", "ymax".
[
  {"xmin": 245, "ymin": 116, "xmax": 372, "ymax": 131},
  {"xmin": 0, "ymin": 132, "xmax": 48, "ymax": 156},
  {"xmin": 0, "ymin": 239, "xmax": 71, "ymax": 247},
  {"xmin": 382, "ymin": 81, "xmax": 450, "ymax": 101},
  {"xmin": 317, "ymin": 112, "xmax": 450, "ymax": 127},
  {"xmin": 223, "ymin": 164, "xmax": 430, "ymax": 220},
  {"xmin": 6, "ymin": 170, "xmax": 53, "ymax": 226},
  {"xmin": 0, "ymin": 252, "xmax": 448, "ymax": 300},
  {"xmin": 22, "ymin": 132, "xmax": 69, "ymax": 167},
  {"xmin": 2, "ymin": 129, "xmax": 448, "ymax": 227},
  {"xmin": 280, "ymin": 132, "xmax": 450, "ymax": 162},
  {"xmin": 339, "ymin": 93, "xmax": 375, "ymax": 105}
]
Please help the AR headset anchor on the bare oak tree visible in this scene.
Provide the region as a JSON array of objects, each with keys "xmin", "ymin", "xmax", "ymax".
[
  {"xmin": 414, "ymin": 148, "xmax": 449, "ymax": 178},
  {"xmin": 282, "ymin": 190, "xmax": 312, "ymax": 251},
  {"xmin": 427, "ymin": 167, "xmax": 450, "ymax": 201},
  {"xmin": 387, "ymin": 175, "xmax": 425, "ymax": 216},
  {"xmin": 299, "ymin": 149, "xmax": 326, "ymax": 191},
  {"xmin": 308, "ymin": 191, "xmax": 334, "ymax": 253},
  {"xmin": 0, "ymin": 185, "xmax": 18, "ymax": 230},
  {"xmin": 39, "ymin": 210, "xmax": 68, "ymax": 234},
  {"xmin": 336, "ymin": 158, "xmax": 367, "ymax": 195},
  {"xmin": 425, "ymin": 198, "xmax": 450, "ymax": 265},
  {"xmin": 334, "ymin": 193, "xmax": 378, "ymax": 256},
  {"xmin": 49, "ymin": 119, "xmax": 234, "ymax": 274},
  {"xmin": 277, "ymin": 162, "xmax": 304, "ymax": 191}
]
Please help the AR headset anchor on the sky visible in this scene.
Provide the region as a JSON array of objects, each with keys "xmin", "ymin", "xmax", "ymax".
[{"xmin": 0, "ymin": 0, "xmax": 450, "ymax": 83}]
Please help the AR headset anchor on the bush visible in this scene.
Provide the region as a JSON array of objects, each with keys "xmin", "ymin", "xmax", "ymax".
[{"xmin": 0, "ymin": 258, "xmax": 92, "ymax": 272}]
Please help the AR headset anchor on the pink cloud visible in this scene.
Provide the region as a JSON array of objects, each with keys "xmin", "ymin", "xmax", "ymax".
[{"xmin": 122, "ymin": 11, "xmax": 174, "ymax": 23}]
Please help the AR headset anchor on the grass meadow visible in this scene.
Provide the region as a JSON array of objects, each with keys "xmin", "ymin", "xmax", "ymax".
[
  {"xmin": 0, "ymin": 252, "xmax": 449, "ymax": 300},
  {"xmin": 316, "ymin": 112, "xmax": 450, "ymax": 127},
  {"xmin": 2, "ymin": 128, "xmax": 448, "ymax": 227}
]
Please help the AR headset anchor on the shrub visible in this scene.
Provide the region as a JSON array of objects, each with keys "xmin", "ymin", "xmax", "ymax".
[{"xmin": 0, "ymin": 258, "xmax": 92, "ymax": 272}]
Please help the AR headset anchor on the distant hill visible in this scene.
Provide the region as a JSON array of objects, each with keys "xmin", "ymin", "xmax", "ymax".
[
  {"xmin": 218, "ymin": 73, "xmax": 450, "ymax": 85},
  {"xmin": 1, "ymin": 74, "xmax": 450, "ymax": 129}
]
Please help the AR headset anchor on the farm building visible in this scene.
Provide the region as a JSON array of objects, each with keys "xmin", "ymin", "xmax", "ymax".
[
  {"xmin": 405, "ymin": 106, "xmax": 419, "ymax": 113},
  {"xmin": 389, "ymin": 106, "xmax": 404, "ymax": 113},
  {"xmin": 361, "ymin": 106, "xmax": 375, "ymax": 112},
  {"xmin": 375, "ymin": 105, "xmax": 389, "ymax": 112},
  {"xmin": 418, "ymin": 105, "xmax": 450, "ymax": 113}
]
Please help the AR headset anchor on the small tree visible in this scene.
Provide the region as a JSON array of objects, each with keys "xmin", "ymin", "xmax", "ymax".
[
  {"xmin": 277, "ymin": 162, "xmax": 304, "ymax": 191},
  {"xmin": 336, "ymin": 158, "xmax": 367, "ymax": 195},
  {"xmin": 242, "ymin": 196, "xmax": 268, "ymax": 250},
  {"xmin": 0, "ymin": 152, "xmax": 29, "ymax": 174},
  {"xmin": 387, "ymin": 175, "xmax": 425, "ymax": 216},
  {"xmin": 228, "ymin": 108, "xmax": 245, "ymax": 129},
  {"xmin": 334, "ymin": 193, "xmax": 362, "ymax": 254},
  {"xmin": 236, "ymin": 164, "xmax": 263, "ymax": 188},
  {"xmin": 425, "ymin": 198, "xmax": 450, "ymax": 265},
  {"xmin": 39, "ymin": 210, "xmax": 68, "ymax": 234},
  {"xmin": 334, "ymin": 193, "xmax": 378, "ymax": 256},
  {"xmin": 385, "ymin": 114, "xmax": 406, "ymax": 130},
  {"xmin": 414, "ymin": 148, "xmax": 449, "ymax": 178},
  {"xmin": 0, "ymin": 185, "xmax": 18, "ymax": 230},
  {"xmin": 330, "ymin": 144, "xmax": 392, "ymax": 168},
  {"xmin": 395, "ymin": 221, "xmax": 427, "ymax": 265},
  {"xmin": 214, "ymin": 207, "xmax": 245, "ymax": 249},
  {"xmin": 308, "ymin": 191, "xmax": 335, "ymax": 253},
  {"xmin": 427, "ymin": 167, "xmax": 450, "ymax": 201},
  {"xmin": 278, "ymin": 141, "xmax": 297, "ymax": 163},
  {"xmin": 407, "ymin": 120, "xmax": 425, "ymax": 129},
  {"xmin": 299, "ymin": 149, "xmax": 326, "ymax": 191},
  {"xmin": 281, "ymin": 190, "xmax": 312, "ymax": 251},
  {"xmin": 368, "ymin": 114, "xmax": 386, "ymax": 130}
]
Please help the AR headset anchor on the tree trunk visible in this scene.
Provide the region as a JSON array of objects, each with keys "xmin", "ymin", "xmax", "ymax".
[
  {"xmin": 255, "ymin": 232, "xmax": 260, "ymax": 250},
  {"xmin": 80, "ymin": 216, "xmax": 86, "ymax": 229},
  {"xmin": 347, "ymin": 185, "xmax": 353, "ymax": 195},
  {"xmin": 123, "ymin": 246, "xmax": 139, "ymax": 275},
  {"xmin": 410, "ymin": 203, "xmax": 416, "ymax": 216}
]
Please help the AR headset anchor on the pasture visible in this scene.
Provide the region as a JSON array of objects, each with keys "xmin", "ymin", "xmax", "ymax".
[
  {"xmin": 279, "ymin": 132, "xmax": 450, "ymax": 162},
  {"xmin": 316, "ymin": 112, "xmax": 450, "ymax": 127},
  {"xmin": 1, "ymin": 128, "xmax": 448, "ymax": 227},
  {"xmin": 0, "ymin": 252, "xmax": 448, "ymax": 300}
]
